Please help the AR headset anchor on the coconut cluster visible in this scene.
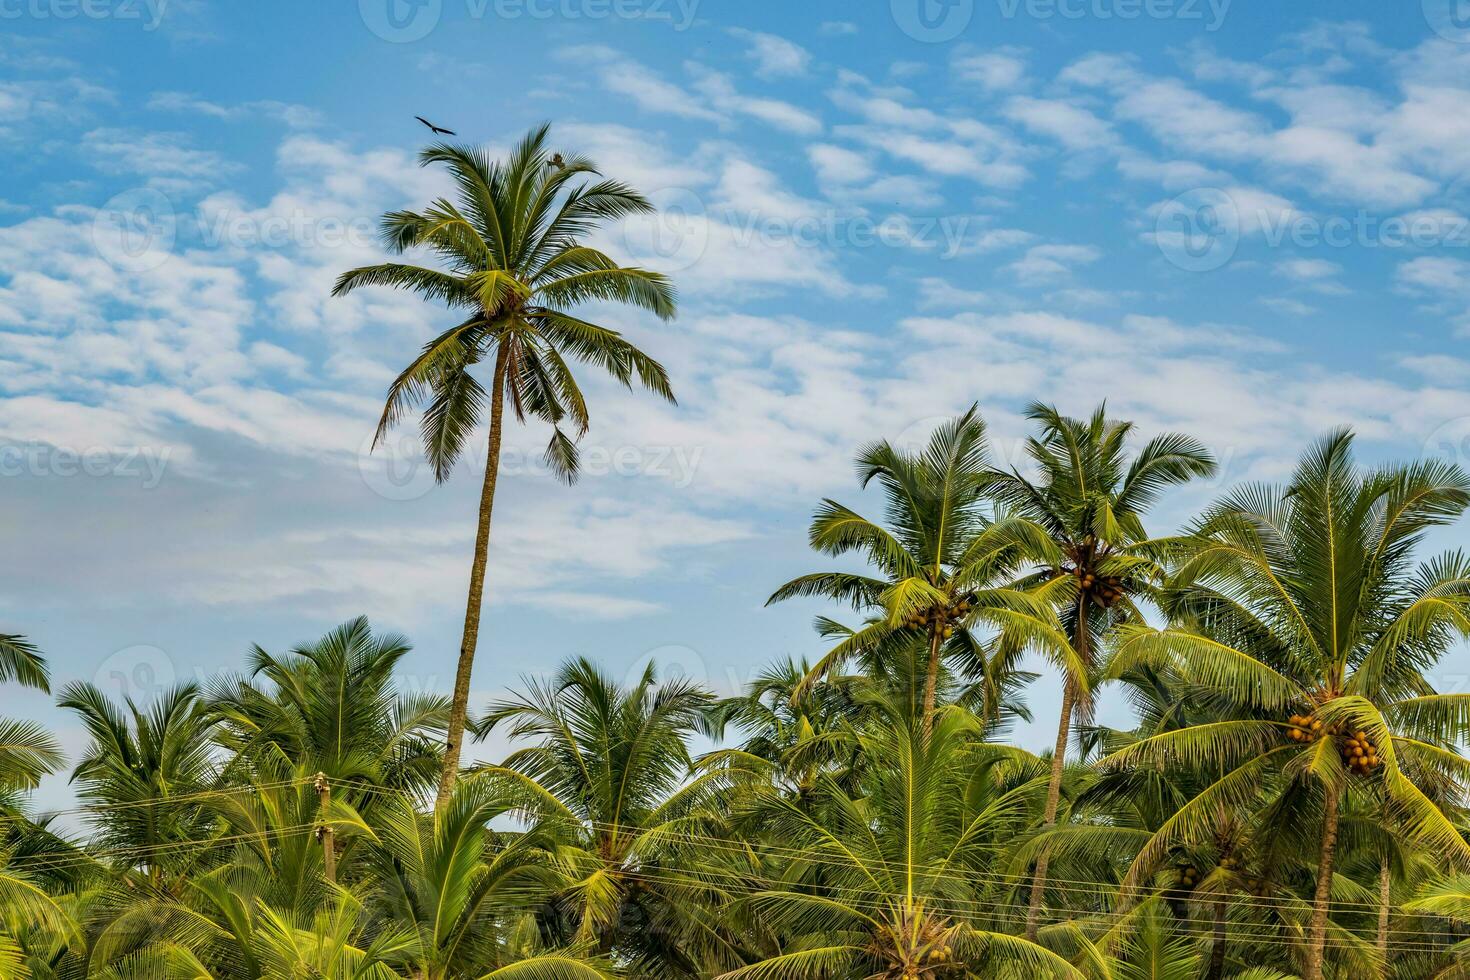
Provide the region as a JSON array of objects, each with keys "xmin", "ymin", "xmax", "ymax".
[
  {"xmin": 1177, "ymin": 865, "xmax": 1201, "ymax": 889},
  {"xmin": 1073, "ymin": 567, "xmax": 1126, "ymax": 607},
  {"xmin": 901, "ymin": 599, "xmax": 971, "ymax": 637},
  {"xmin": 1340, "ymin": 730, "xmax": 1380, "ymax": 773},
  {"xmin": 1287, "ymin": 714, "xmax": 1381, "ymax": 774},
  {"xmin": 1242, "ymin": 875, "xmax": 1272, "ymax": 897},
  {"xmin": 1286, "ymin": 713, "xmax": 1323, "ymax": 742}
]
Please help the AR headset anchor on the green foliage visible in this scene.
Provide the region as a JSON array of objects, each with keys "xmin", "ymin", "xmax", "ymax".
[{"xmin": 8, "ymin": 408, "xmax": 1470, "ymax": 979}]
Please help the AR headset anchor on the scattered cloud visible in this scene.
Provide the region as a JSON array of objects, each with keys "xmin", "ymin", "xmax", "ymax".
[{"xmin": 727, "ymin": 28, "xmax": 811, "ymax": 79}]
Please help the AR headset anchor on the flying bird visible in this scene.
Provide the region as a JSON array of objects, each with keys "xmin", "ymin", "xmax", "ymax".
[{"xmin": 414, "ymin": 116, "xmax": 456, "ymax": 136}]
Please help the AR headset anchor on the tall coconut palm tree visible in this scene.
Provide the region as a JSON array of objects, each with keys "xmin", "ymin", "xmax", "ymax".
[
  {"xmin": 333, "ymin": 124, "xmax": 678, "ymax": 806},
  {"xmin": 768, "ymin": 407, "xmax": 1080, "ymax": 735},
  {"xmin": 986, "ymin": 402, "xmax": 1216, "ymax": 940},
  {"xmin": 1099, "ymin": 430, "xmax": 1470, "ymax": 979}
]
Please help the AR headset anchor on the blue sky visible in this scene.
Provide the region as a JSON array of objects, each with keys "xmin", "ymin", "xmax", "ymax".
[{"xmin": 5, "ymin": 0, "xmax": 1470, "ymax": 814}]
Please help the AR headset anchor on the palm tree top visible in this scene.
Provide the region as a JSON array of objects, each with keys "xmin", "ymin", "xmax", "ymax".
[
  {"xmin": 332, "ymin": 123, "xmax": 678, "ymax": 484},
  {"xmin": 990, "ymin": 401, "xmax": 1217, "ymax": 554}
]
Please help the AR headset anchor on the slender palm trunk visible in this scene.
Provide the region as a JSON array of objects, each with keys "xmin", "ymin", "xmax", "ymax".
[
  {"xmin": 436, "ymin": 344, "xmax": 510, "ymax": 807},
  {"xmin": 921, "ymin": 626, "xmax": 942, "ymax": 734},
  {"xmin": 1304, "ymin": 787, "xmax": 1341, "ymax": 980},
  {"xmin": 1026, "ymin": 592, "xmax": 1088, "ymax": 941},
  {"xmin": 1376, "ymin": 852, "xmax": 1391, "ymax": 977},
  {"xmin": 1206, "ymin": 895, "xmax": 1228, "ymax": 980}
]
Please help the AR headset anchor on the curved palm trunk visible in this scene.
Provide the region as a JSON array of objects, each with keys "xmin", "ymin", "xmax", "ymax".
[
  {"xmin": 1024, "ymin": 676, "xmax": 1074, "ymax": 940},
  {"xmin": 1025, "ymin": 593, "xmax": 1087, "ymax": 941},
  {"xmin": 922, "ymin": 627, "xmax": 942, "ymax": 734},
  {"xmin": 1376, "ymin": 852, "xmax": 1391, "ymax": 977},
  {"xmin": 436, "ymin": 344, "xmax": 510, "ymax": 807},
  {"xmin": 1304, "ymin": 787, "xmax": 1340, "ymax": 980}
]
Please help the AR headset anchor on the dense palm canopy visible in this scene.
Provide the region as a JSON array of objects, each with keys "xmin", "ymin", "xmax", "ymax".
[{"xmin": 12, "ymin": 401, "xmax": 1470, "ymax": 979}]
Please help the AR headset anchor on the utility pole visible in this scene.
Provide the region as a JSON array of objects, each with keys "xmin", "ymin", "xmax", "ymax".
[{"xmin": 313, "ymin": 771, "xmax": 336, "ymax": 884}]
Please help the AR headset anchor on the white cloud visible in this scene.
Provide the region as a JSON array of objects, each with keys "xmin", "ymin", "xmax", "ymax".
[
  {"xmin": 1003, "ymin": 97, "xmax": 1115, "ymax": 152},
  {"xmin": 1007, "ymin": 244, "xmax": 1101, "ymax": 286},
  {"xmin": 954, "ymin": 49, "xmax": 1027, "ymax": 92},
  {"xmin": 807, "ymin": 143, "xmax": 873, "ymax": 184},
  {"xmin": 917, "ymin": 278, "xmax": 990, "ymax": 310},
  {"xmin": 727, "ymin": 28, "xmax": 811, "ymax": 79},
  {"xmin": 687, "ymin": 64, "xmax": 821, "ymax": 135},
  {"xmin": 559, "ymin": 45, "xmax": 721, "ymax": 123},
  {"xmin": 146, "ymin": 91, "xmax": 322, "ymax": 129},
  {"xmin": 81, "ymin": 128, "xmax": 238, "ymax": 191}
]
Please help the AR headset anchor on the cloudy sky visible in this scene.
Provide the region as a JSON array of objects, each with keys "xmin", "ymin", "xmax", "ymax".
[{"xmin": 5, "ymin": 0, "xmax": 1470, "ymax": 812}]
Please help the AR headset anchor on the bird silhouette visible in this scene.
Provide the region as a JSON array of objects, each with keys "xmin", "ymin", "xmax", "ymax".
[
  {"xmin": 414, "ymin": 116, "xmax": 456, "ymax": 136},
  {"xmin": 548, "ymin": 153, "xmax": 565, "ymax": 170}
]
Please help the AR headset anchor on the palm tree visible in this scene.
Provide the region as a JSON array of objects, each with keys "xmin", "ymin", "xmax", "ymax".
[
  {"xmin": 986, "ymin": 402, "xmax": 1216, "ymax": 939},
  {"xmin": 0, "ymin": 634, "xmax": 60, "ymax": 814},
  {"xmin": 1100, "ymin": 430, "xmax": 1470, "ymax": 979},
  {"xmin": 715, "ymin": 698, "xmax": 1081, "ymax": 979},
  {"xmin": 209, "ymin": 617, "xmax": 448, "ymax": 797},
  {"xmin": 768, "ymin": 407, "xmax": 1080, "ymax": 734},
  {"xmin": 0, "ymin": 634, "xmax": 49, "ymax": 691},
  {"xmin": 363, "ymin": 778, "xmax": 612, "ymax": 979},
  {"xmin": 58, "ymin": 681, "xmax": 219, "ymax": 887},
  {"xmin": 473, "ymin": 657, "xmax": 724, "ymax": 972},
  {"xmin": 333, "ymin": 124, "xmax": 678, "ymax": 806}
]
